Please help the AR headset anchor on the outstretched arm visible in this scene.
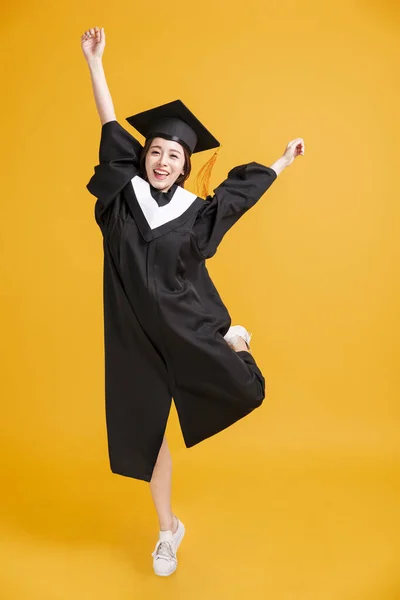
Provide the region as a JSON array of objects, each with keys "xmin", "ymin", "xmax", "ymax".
[
  {"xmin": 193, "ymin": 138, "xmax": 306, "ymax": 258},
  {"xmin": 81, "ymin": 26, "xmax": 116, "ymax": 125}
]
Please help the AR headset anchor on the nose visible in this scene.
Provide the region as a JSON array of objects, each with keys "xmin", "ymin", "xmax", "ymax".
[{"xmin": 157, "ymin": 153, "xmax": 168, "ymax": 167}]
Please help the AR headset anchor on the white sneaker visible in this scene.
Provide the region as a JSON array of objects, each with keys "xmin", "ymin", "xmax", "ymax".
[
  {"xmin": 152, "ymin": 516, "xmax": 185, "ymax": 577},
  {"xmin": 223, "ymin": 325, "xmax": 252, "ymax": 350}
]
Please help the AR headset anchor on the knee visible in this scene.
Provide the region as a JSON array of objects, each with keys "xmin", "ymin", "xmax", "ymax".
[
  {"xmin": 251, "ymin": 377, "xmax": 266, "ymax": 409},
  {"xmin": 252, "ymin": 393, "xmax": 264, "ymax": 409}
]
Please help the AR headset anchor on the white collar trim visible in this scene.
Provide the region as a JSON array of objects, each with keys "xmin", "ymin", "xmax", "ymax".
[{"xmin": 130, "ymin": 176, "xmax": 198, "ymax": 230}]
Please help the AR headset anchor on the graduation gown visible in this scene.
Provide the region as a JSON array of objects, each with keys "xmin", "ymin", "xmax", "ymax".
[{"xmin": 87, "ymin": 120, "xmax": 277, "ymax": 482}]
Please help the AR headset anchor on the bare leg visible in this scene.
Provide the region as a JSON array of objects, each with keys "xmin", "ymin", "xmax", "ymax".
[
  {"xmin": 150, "ymin": 338, "xmax": 248, "ymax": 534},
  {"xmin": 150, "ymin": 437, "xmax": 178, "ymax": 533}
]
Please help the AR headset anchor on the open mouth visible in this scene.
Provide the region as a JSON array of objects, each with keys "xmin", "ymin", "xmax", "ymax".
[{"xmin": 153, "ymin": 170, "xmax": 169, "ymax": 180}]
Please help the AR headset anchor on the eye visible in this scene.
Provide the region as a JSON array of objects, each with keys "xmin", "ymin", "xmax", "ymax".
[
  {"xmin": 151, "ymin": 150, "xmax": 160, "ymax": 155},
  {"xmin": 171, "ymin": 155, "xmax": 178, "ymax": 159}
]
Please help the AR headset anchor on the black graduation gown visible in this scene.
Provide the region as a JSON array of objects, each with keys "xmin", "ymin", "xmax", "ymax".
[{"xmin": 87, "ymin": 120, "xmax": 277, "ymax": 482}]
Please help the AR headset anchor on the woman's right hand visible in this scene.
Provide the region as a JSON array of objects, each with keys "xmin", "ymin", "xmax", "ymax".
[{"xmin": 81, "ymin": 27, "xmax": 105, "ymax": 63}]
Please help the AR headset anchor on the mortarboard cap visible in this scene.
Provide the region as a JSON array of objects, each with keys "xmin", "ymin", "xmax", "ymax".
[{"xmin": 125, "ymin": 99, "xmax": 220, "ymax": 155}]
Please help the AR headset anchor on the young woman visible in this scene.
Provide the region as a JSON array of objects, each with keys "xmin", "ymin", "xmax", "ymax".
[{"xmin": 81, "ymin": 26, "xmax": 305, "ymax": 577}]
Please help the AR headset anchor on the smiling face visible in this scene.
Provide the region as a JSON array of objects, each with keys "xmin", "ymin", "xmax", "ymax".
[{"xmin": 144, "ymin": 137, "xmax": 187, "ymax": 192}]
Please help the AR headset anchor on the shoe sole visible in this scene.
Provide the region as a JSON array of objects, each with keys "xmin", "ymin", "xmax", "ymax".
[{"xmin": 155, "ymin": 564, "xmax": 177, "ymax": 577}]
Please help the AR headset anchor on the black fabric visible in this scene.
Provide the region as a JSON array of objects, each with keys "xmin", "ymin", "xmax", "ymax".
[
  {"xmin": 86, "ymin": 120, "xmax": 277, "ymax": 482},
  {"xmin": 125, "ymin": 99, "xmax": 220, "ymax": 154},
  {"xmin": 149, "ymin": 182, "xmax": 178, "ymax": 206},
  {"xmin": 122, "ymin": 183, "xmax": 205, "ymax": 243}
]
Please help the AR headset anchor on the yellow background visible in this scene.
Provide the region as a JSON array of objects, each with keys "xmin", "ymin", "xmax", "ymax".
[{"xmin": 1, "ymin": 0, "xmax": 399, "ymax": 598}]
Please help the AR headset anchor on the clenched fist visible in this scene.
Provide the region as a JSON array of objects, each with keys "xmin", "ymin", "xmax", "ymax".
[
  {"xmin": 81, "ymin": 27, "xmax": 106, "ymax": 63},
  {"xmin": 282, "ymin": 138, "xmax": 305, "ymax": 167}
]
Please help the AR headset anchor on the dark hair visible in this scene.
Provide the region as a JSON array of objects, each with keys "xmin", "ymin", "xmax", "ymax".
[{"xmin": 139, "ymin": 137, "xmax": 192, "ymax": 188}]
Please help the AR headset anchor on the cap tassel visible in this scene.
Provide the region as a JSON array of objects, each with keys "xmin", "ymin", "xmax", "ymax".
[{"xmin": 194, "ymin": 147, "xmax": 221, "ymax": 198}]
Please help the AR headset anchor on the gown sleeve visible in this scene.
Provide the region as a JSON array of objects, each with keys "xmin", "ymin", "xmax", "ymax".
[
  {"xmin": 86, "ymin": 120, "xmax": 143, "ymax": 226},
  {"xmin": 193, "ymin": 162, "xmax": 277, "ymax": 258}
]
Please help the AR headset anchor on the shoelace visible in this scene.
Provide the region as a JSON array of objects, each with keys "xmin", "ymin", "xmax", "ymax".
[{"xmin": 153, "ymin": 540, "xmax": 176, "ymax": 561}]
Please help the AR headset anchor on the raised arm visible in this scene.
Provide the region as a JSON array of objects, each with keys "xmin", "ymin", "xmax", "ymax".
[{"xmin": 81, "ymin": 27, "xmax": 116, "ymax": 125}]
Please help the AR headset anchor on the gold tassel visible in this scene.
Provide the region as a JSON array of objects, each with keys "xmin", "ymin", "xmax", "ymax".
[{"xmin": 194, "ymin": 146, "xmax": 221, "ymax": 198}]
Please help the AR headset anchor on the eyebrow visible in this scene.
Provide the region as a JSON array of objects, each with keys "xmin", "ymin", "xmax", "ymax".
[{"xmin": 150, "ymin": 144, "xmax": 182, "ymax": 155}]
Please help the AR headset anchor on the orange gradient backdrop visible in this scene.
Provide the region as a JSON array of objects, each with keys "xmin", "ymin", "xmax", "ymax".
[{"xmin": 0, "ymin": 1, "xmax": 399, "ymax": 598}]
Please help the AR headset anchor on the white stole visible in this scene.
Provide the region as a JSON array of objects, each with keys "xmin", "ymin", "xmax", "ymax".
[{"xmin": 131, "ymin": 176, "xmax": 198, "ymax": 230}]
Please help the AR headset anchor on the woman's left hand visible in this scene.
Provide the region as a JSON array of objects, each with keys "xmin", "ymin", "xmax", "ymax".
[{"xmin": 282, "ymin": 138, "xmax": 305, "ymax": 167}]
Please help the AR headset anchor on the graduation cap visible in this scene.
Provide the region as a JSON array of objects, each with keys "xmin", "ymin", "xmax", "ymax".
[{"xmin": 125, "ymin": 99, "xmax": 220, "ymax": 155}]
